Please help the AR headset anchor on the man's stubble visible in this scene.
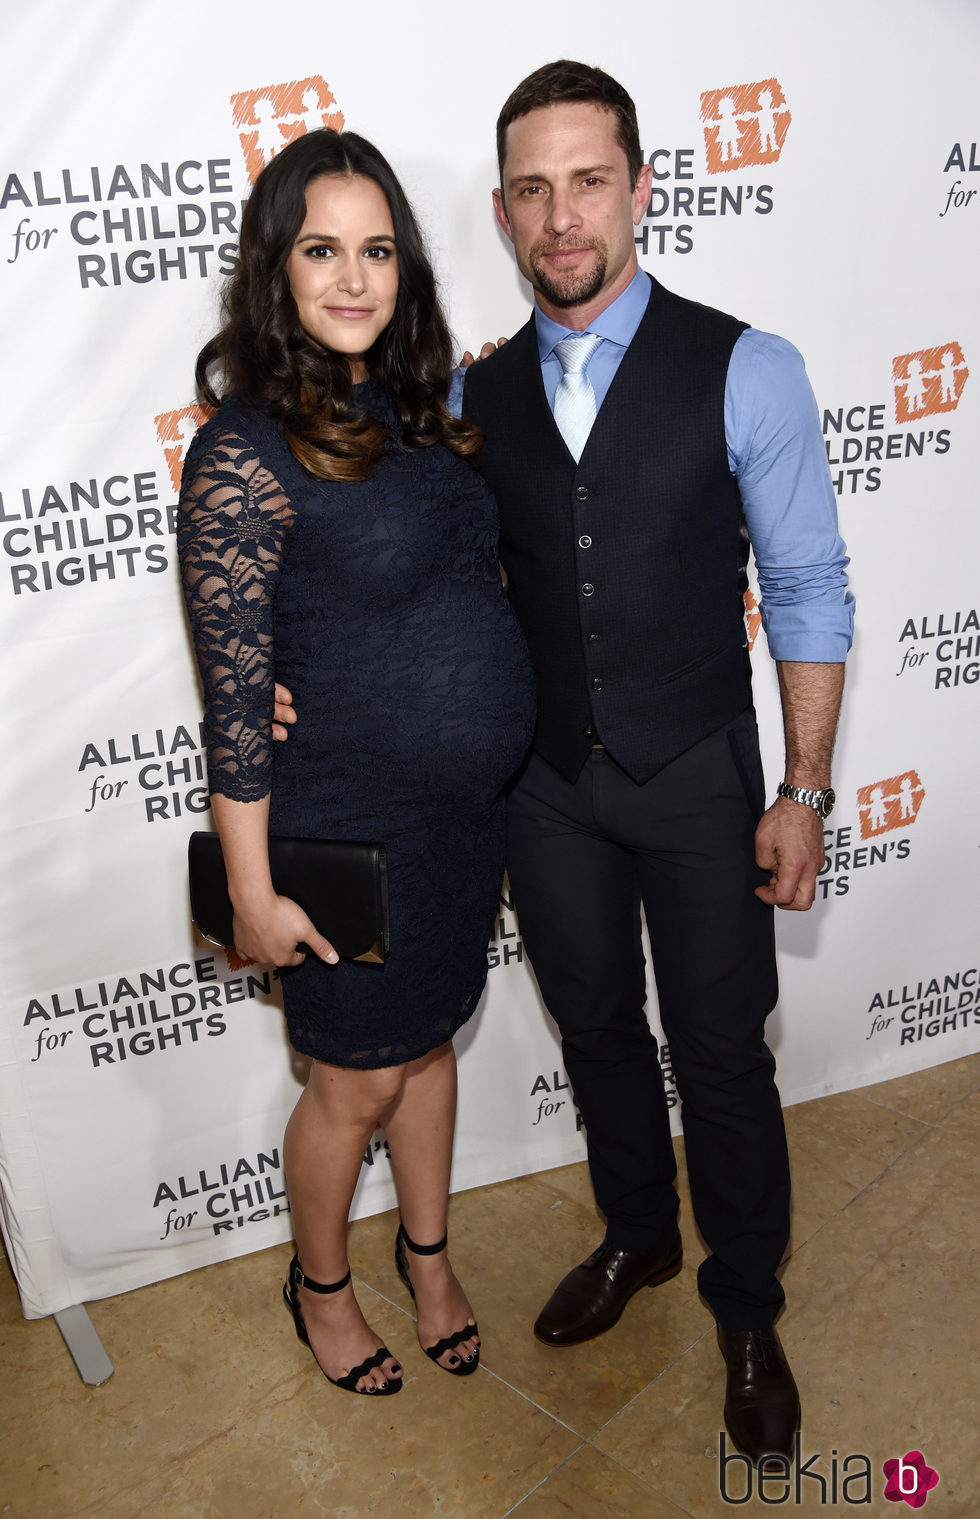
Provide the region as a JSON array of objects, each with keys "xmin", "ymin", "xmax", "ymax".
[{"xmin": 527, "ymin": 238, "xmax": 608, "ymax": 310}]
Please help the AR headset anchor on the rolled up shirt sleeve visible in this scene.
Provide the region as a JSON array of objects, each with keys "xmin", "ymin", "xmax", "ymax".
[{"xmin": 726, "ymin": 328, "xmax": 855, "ymax": 662}]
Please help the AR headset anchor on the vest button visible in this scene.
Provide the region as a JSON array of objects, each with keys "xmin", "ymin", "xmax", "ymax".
[
  {"xmin": 583, "ymin": 726, "xmax": 593, "ymax": 738},
  {"xmin": 591, "ymin": 677, "xmax": 603, "ymax": 692},
  {"xmin": 587, "ymin": 632, "xmax": 600, "ymax": 643},
  {"xmin": 576, "ymin": 486, "xmax": 589, "ymax": 500},
  {"xmin": 581, "ymin": 583, "xmax": 595, "ymax": 596},
  {"xmin": 578, "ymin": 534, "xmax": 592, "ymax": 549}
]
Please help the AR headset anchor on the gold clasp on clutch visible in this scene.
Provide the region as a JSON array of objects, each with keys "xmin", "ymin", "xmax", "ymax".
[{"xmin": 353, "ymin": 936, "xmax": 386, "ymax": 965}]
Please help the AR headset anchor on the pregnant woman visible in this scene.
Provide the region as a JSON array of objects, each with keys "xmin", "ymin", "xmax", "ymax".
[{"xmin": 178, "ymin": 128, "xmax": 534, "ymax": 1396}]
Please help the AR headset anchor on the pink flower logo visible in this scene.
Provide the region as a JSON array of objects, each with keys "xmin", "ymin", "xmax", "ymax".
[{"xmin": 883, "ymin": 1451, "xmax": 940, "ymax": 1507}]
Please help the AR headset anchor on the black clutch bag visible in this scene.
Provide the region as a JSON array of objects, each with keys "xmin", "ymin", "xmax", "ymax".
[{"xmin": 188, "ymin": 832, "xmax": 389, "ymax": 964}]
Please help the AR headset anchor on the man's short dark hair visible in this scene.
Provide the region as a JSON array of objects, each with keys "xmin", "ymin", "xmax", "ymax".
[{"xmin": 496, "ymin": 60, "xmax": 643, "ymax": 192}]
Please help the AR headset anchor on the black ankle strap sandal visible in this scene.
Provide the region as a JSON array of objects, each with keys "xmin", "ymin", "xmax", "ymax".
[
  {"xmin": 283, "ymin": 1253, "xmax": 402, "ymax": 1395},
  {"xmin": 394, "ymin": 1224, "xmax": 480, "ymax": 1377}
]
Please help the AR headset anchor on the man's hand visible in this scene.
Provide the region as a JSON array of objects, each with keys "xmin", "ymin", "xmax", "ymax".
[
  {"xmin": 272, "ymin": 682, "xmax": 296, "ymax": 742},
  {"xmin": 756, "ymin": 659, "xmax": 845, "ymax": 910},
  {"xmin": 754, "ymin": 797, "xmax": 826, "ymax": 911},
  {"xmin": 460, "ymin": 338, "xmax": 508, "ymax": 366}
]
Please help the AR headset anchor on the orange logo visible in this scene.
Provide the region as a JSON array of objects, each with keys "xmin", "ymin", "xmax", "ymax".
[
  {"xmin": 231, "ymin": 77, "xmax": 345, "ymax": 183},
  {"xmin": 856, "ymin": 770, "xmax": 925, "ymax": 839},
  {"xmin": 892, "ymin": 343, "xmax": 969, "ymax": 423},
  {"xmin": 744, "ymin": 587, "xmax": 762, "ymax": 652},
  {"xmin": 700, "ymin": 79, "xmax": 791, "ymax": 173},
  {"xmin": 155, "ymin": 405, "xmax": 213, "ymax": 495}
]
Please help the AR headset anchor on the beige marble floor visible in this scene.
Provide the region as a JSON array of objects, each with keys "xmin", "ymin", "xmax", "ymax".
[{"xmin": 1, "ymin": 1053, "xmax": 977, "ymax": 1518}]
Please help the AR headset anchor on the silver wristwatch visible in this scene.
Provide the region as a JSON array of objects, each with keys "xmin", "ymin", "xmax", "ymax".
[{"xmin": 776, "ymin": 781, "xmax": 836, "ymax": 818}]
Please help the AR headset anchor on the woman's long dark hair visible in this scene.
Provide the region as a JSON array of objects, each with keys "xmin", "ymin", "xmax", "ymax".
[{"xmin": 196, "ymin": 129, "xmax": 480, "ymax": 480}]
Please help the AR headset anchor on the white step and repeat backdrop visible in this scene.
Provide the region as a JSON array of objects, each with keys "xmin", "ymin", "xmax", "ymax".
[{"xmin": 1, "ymin": 0, "xmax": 977, "ymax": 1318}]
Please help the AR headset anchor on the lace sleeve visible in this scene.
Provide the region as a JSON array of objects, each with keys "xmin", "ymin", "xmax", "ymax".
[{"xmin": 177, "ymin": 425, "xmax": 296, "ymax": 802}]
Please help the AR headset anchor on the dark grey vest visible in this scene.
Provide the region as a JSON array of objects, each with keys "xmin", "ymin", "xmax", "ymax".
[{"xmin": 463, "ymin": 275, "xmax": 753, "ymax": 784}]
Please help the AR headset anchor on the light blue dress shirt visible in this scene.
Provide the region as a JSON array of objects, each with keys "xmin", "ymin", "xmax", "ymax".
[{"xmin": 533, "ymin": 269, "xmax": 854, "ymax": 662}]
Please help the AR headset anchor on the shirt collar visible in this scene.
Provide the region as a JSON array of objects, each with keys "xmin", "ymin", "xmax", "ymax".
[{"xmin": 535, "ymin": 268, "xmax": 652, "ymax": 361}]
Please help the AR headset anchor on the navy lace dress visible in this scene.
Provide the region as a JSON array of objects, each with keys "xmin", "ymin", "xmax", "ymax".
[{"xmin": 178, "ymin": 382, "xmax": 535, "ymax": 1068}]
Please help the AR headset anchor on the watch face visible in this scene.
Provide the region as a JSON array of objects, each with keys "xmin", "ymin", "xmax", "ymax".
[{"xmin": 819, "ymin": 788, "xmax": 836, "ymax": 818}]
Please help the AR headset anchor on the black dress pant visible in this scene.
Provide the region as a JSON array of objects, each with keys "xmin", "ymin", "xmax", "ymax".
[{"xmin": 506, "ymin": 710, "xmax": 790, "ymax": 1329}]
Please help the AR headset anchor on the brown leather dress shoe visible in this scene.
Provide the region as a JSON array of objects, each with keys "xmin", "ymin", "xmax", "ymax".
[
  {"xmin": 717, "ymin": 1326, "xmax": 801, "ymax": 1466},
  {"xmin": 533, "ymin": 1230, "xmax": 683, "ymax": 1346}
]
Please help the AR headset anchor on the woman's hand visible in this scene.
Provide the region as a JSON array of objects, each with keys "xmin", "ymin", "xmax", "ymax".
[
  {"xmin": 272, "ymin": 682, "xmax": 296, "ymax": 742},
  {"xmin": 460, "ymin": 338, "xmax": 508, "ymax": 366},
  {"xmin": 231, "ymin": 891, "xmax": 339, "ymax": 968}
]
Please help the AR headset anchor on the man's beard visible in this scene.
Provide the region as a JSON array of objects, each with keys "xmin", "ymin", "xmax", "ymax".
[{"xmin": 528, "ymin": 239, "xmax": 608, "ymax": 309}]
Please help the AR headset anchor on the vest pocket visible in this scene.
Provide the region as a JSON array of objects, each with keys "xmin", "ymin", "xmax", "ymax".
[{"xmin": 652, "ymin": 636, "xmax": 731, "ymax": 684}]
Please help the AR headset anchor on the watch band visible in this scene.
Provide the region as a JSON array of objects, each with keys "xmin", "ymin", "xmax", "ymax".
[{"xmin": 776, "ymin": 782, "xmax": 836, "ymax": 818}]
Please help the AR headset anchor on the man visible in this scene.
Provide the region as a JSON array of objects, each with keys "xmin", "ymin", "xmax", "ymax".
[
  {"xmin": 275, "ymin": 60, "xmax": 852, "ymax": 1464},
  {"xmin": 461, "ymin": 61, "xmax": 851, "ymax": 1466}
]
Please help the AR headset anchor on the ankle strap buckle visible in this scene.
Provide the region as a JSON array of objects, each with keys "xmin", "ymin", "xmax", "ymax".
[{"xmin": 290, "ymin": 1255, "xmax": 351, "ymax": 1294}]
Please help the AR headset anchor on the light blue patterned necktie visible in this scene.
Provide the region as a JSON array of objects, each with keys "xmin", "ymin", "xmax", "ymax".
[{"xmin": 553, "ymin": 332, "xmax": 602, "ymax": 462}]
